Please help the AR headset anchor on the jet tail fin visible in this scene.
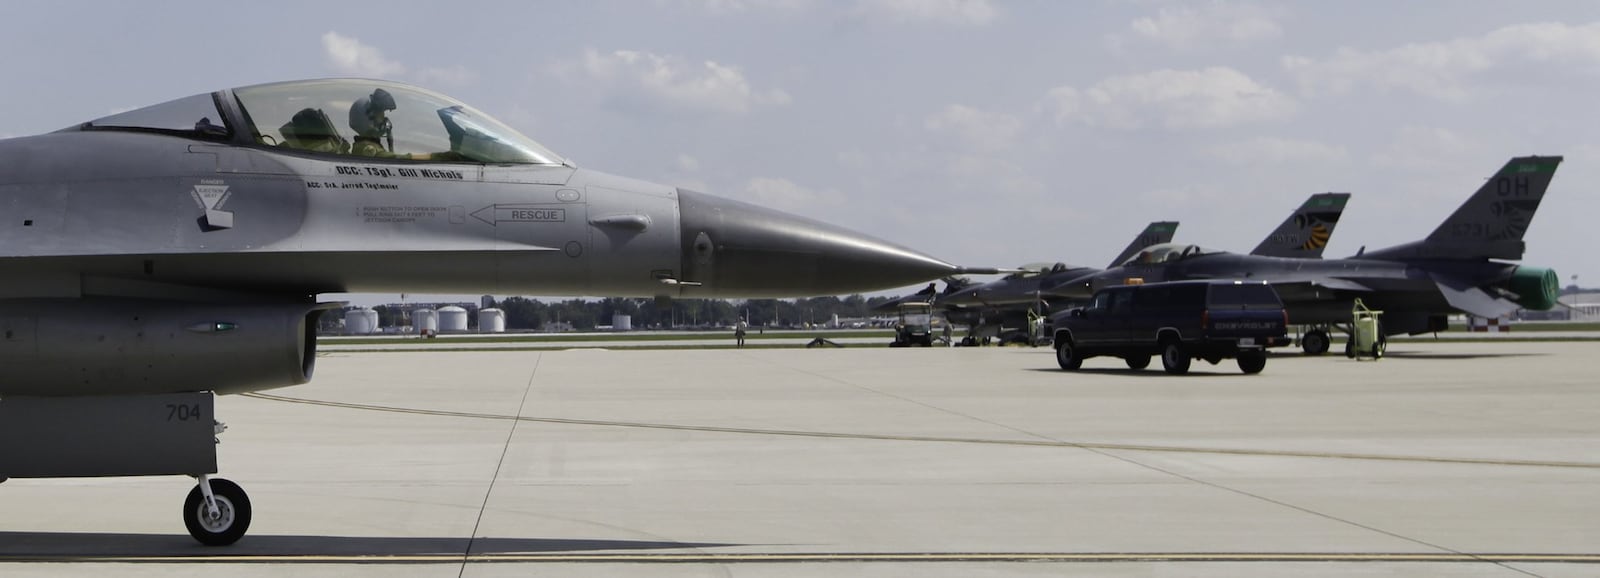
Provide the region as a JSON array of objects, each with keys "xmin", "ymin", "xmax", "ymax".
[
  {"xmin": 1250, "ymin": 193, "xmax": 1350, "ymax": 258},
  {"xmin": 1107, "ymin": 221, "xmax": 1179, "ymax": 267},
  {"xmin": 1422, "ymin": 155, "xmax": 1561, "ymax": 260},
  {"xmin": 1369, "ymin": 156, "xmax": 1561, "ymax": 261}
]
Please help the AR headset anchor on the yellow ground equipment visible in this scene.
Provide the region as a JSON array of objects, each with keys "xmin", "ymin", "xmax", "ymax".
[{"xmin": 1348, "ymin": 298, "xmax": 1385, "ymax": 360}]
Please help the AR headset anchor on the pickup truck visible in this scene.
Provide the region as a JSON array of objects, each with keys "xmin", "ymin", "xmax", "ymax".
[{"xmin": 1049, "ymin": 280, "xmax": 1290, "ymax": 374}]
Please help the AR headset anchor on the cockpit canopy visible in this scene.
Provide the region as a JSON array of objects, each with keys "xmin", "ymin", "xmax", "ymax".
[
  {"xmin": 1004, "ymin": 262, "xmax": 1076, "ymax": 279},
  {"xmin": 1117, "ymin": 243, "xmax": 1218, "ymax": 266},
  {"xmin": 80, "ymin": 79, "xmax": 566, "ymax": 166}
]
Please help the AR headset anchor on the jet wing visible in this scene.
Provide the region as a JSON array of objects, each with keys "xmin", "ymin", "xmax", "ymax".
[
  {"xmin": 1261, "ymin": 277, "xmax": 1372, "ymax": 303},
  {"xmin": 1257, "ymin": 277, "xmax": 1372, "ymax": 292},
  {"xmin": 1305, "ymin": 277, "xmax": 1372, "ymax": 292},
  {"xmin": 1431, "ymin": 273, "xmax": 1521, "ymax": 318}
]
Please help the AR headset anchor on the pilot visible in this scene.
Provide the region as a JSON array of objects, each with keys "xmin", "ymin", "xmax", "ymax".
[
  {"xmin": 283, "ymin": 108, "xmax": 346, "ymax": 154},
  {"xmin": 348, "ymin": 88, "xmax": 397, "ymax": 157},
  {"xmin": 348, "ymin": 88, "xmax": 450, "ymax": 161}
]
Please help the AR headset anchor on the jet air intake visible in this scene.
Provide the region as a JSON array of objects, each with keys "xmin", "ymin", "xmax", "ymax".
[
  {"xmin": 675, "ymin": 189, "xmax": 958, "ymax": 297},
  {"xmin": 1508, "ymin": 266, "xmax": 1560, "ymax": 310},
  {"xmin": 0, "ymin": 299, "xmax": 341, "ymax": 397}
]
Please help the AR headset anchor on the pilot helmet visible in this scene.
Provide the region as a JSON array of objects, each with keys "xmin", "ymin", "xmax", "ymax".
[{"xmin": 348, "ymin": 88, "xmax": 397, "ymax": 139}]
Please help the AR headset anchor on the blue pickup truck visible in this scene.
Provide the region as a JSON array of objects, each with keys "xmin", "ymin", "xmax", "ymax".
[{"xmin": 1049, "ymin": 280, "xmax": 1290, "ymax": 374}]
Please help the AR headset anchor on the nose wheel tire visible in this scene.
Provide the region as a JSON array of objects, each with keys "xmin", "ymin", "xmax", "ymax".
[
  {"xmin": 183, "ymin": 478, "xmax": 251, "ymax": 546},
  {"xmin": 1124, "ymin": 355, "xmax": 1151, "ymax": 370}
]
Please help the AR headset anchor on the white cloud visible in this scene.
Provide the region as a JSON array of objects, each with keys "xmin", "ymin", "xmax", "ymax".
[
  {"xmin": 569, "ymin": 49, "xmax": 791, "ymax": 115},
  {"xmin": 676, "ymin": 154, "xmax": 701, "ymax": 172},
  {"xmin": 923, "ymin": 104, "xmax": 1021, "ymax": 151},
  {"xmin": 1207, "ymin": 137, "xmax": 1348, "ymax": 165},
  {"xmin": 1045, "ymin": 67, "xmax": 1296, "ymax": 130},
  {"xmin": 673, "ymin": 0, "xmax": 813, "ymax": 14},
  {"xmin": 943, "ymin": 155, "xmax": 1045, "ymax": 195},
  {"xmin": 836, "ymin": 149, "xmax": 870, "ymax": 169},
  {"xmin": 1284, "ymin": 21, "xmax": 1600, "ymax": 100},
  {"xmin": 1135, "ymin": 183, "xmax": 1228, "ymax": 208},
  {"xmin": 414, "ymin": 65, "xmax": 478, "ymax": 88},
  {"xmin": 321, "ymin": 32, "xmax": 406, "ymax": 77},
  {"xmin": 1371, "ymin": 126, "xmax": 1484, "ymax": 172},
  {"xmin": 1128, "ymin": 2, "xmax": 1282, "ymax": 50},
  {"xmin": 854, "ymin": 0, "xmax": 997, "ymax": 26},
  {"xmin": 740, "ymin": 177, "xmax": 845, "ymax": 212}
]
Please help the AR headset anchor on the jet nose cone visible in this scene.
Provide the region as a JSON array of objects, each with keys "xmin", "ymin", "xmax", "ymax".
[{"xmin": 676, "ymin": 189, "xmax": 957, "ymax": 297}]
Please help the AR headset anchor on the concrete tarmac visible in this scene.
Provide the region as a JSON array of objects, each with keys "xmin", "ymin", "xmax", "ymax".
[{"xmin": 3, "ymin": 341, "xmax": 1599, "ymax": 577}]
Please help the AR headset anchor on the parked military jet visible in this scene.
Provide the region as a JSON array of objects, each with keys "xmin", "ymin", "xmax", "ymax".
[
  {"xmin": 930, "ymin": 222, "xmax": 1177, "ymax": 344},
  {"xmin": 869, "ymin": 276, "xmax": 979, "ymax": 315},
  {"xmin": 0, "ymin": 79, "xmax": 974, "ymax": 545},
  {"xmin": 1048, "ymin": 157, "xmax": 1562, "ymax": 355},
  {"xmin": 940, "ymin": 221, "xmax": 1179, "ymax": 310},
  {"xmin": 940, "ymin": 191, "xmax": 1355, "ymax": 345}
]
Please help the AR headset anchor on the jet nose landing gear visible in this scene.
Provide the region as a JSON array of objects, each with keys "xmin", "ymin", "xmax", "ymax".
[{"xmin": 184, "ymin": 475, "xmax": 252, "ymax": 546}]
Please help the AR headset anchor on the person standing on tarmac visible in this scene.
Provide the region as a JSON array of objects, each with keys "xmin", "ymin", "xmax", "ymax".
[{"xmin": 735, "ymin": 318, "xmax": 749, "ymax": 348}]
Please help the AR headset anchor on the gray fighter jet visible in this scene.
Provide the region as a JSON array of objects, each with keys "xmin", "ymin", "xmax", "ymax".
[
  {"xmin": 934, "ymin": 222, "xmax": 1179, "ymax": 344},
  {"xmin": 940, "ymin": 192, "xmax": 1352, "ymax": 315},
  {"xmin": 0, "ymin": 79, "xmax": 971, "ymax": 545},
  {"xmin": 939, "ymin": 221, "xmax": 1179, "ymax": 310},
  {"xmin": 1048, "ymin": 156, "xmax": 1563, "ymax": 355}
]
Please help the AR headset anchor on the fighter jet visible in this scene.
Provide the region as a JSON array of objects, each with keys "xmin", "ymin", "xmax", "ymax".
[
  {"xmin": 940, "ymin": 190, "xmax": 1354, "ymax": 345},
  {"xmin": 940, "ymin": 221, "xmax": 1179, "ymax": 310},
  {"xmin": 0, "ymin": 78, "xmax": 972, "ymax": 545},
  {"xmin": 935, "ymin": 221, "xmax": 1179, "ymax": 344},
  {"xmin": 1048, "ymin": 157, "xmax": 1563, "ymax": 355},
  {"xmin": 941, "ymin": 192, "xmax": 1352, "ymax": 317},
  {"xmin": 868, "ymin": 276, "xmax": 980, "ymax": 315}
]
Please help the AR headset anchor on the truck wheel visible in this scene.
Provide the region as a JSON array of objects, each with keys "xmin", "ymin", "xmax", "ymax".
[
  {"xmin": 1237, "ymin": 352, "xmax": 1267, "ymax": 374},
  {"xmin": 1055, "ymin": 341, "xmax": 1082, "ymax": 370},
  {"xmin": 1301, "ymin": 331, "xmax": 1329, "ymax": 356},
  {"xmin": 1160, "ymin": 342, "xmax": 1190, "ymax": 375},
  {"xmin": 1125, "ymin": 355, "xmax": 1150, "ymax": 370}
]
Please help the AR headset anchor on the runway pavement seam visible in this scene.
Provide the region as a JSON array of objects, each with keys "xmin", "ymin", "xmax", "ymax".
[
  {"xmin": 751, "ymin": 356, "xmax": 1106, "ymax": 461},
  {"xmin": 6, "ymin": 552, "xmax": 1600, "ymax": 564},
  {"xmin": 1086, "ymin": 449, "xmax": 1546, "ymax": 578},
  {"xmin": 458, "ymin": 353, "xmax": 542, "ymax": 578},
  {"xmin": 240, "ymin": 392, "xmax": 1600, "ymax": 470}
]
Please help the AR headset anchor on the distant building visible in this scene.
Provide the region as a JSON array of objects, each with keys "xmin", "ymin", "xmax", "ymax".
[{"xmin": 1567, "ymin": 292, "xmax": 1600, "ymax": 322}]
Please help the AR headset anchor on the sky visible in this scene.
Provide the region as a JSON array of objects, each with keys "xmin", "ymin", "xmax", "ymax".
[{"xmin": 3, "ymin": 1, "xmax": 1598, "ymax": 305}]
